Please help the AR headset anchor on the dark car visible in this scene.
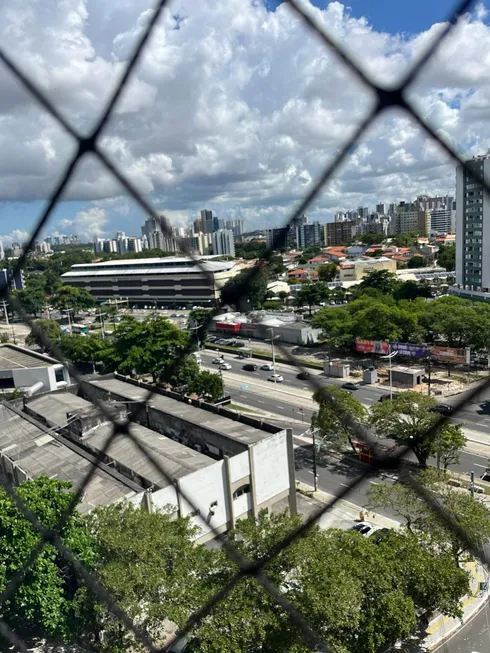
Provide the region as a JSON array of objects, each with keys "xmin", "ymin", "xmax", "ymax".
[
  {"xmin": 429, "ymin": 403, "xmax": 454, "ymax": 415},
  {"xmin": 297, "ymin": 371, "xmax": 311, "ymax": 380},
  {"xmin": 242, "ymin": 364, "xmax": 258, "ymax": 372},
  {"xmin": 370, "ymin": 527, "xmax": 392, "ymax": 545},
  {"xmin": 378, "ymin": 393, "xmax": 399, "ymax": 402},
  {"xmin": 342, "ymin": 382, "xmax": 360, "ymax": 391}
]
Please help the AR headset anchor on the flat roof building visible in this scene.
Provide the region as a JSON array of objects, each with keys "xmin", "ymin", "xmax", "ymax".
[
  {"xmin": 0, "ymin": 344, "xmax": 71, "ymax": 393},
  {"xmin": 0, "ymin": 403, "xmax": 140, "ymax": 513},
  {"xmin": 61, "ymin": 256, "xmax": 240, "ymax": 308}
]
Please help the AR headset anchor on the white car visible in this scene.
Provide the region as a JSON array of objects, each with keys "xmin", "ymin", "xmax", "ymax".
[
  {"xmin": 212, "ymin": 357, "xmax": 223, "ymax": 364},
  {"xmin": 351, "ymin": 522, "xmax": 375, "ymax": 537},
  {"xmin": 219, "ymin": 362, "xmax": 232, "ymax": 370},
  {"xmin": 268, "ymin": 374, "xmax": 284, "ymax": 383},
  {"xmin": 261, "ymin": 363, "xmax": 274, "ymax": 371}
]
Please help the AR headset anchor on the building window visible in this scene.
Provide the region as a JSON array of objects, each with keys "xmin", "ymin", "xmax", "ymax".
[
  {"xmin": 233, "ymin": 484, "xmax": 251, "ymax": 499},
  {"xmin": 55, "ymin": 368, "xmax": 65, "ymax": 383}
]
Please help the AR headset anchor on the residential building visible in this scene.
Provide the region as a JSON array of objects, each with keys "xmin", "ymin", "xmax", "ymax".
[
  {"xmin": 217, "ymin": 219, "xmax": 226, "ymax": 230},
  {"xmin": 94, "ymin": 237, "xmax": 117, "ymax": 254},
  {"xmin": 265, "ymin": 227, "xmax": 289, "ymax": 250},
  {"xmin": 201, "ymin": 210, "xmax": 219, "ymax": 234},
  {"xmin": 451, "ymin": 154, "xmax": 490, "ymax": 301},
  {"xmin": 296, "ymin": 222, "xmax": 323, "ymax": 248},
  {"xmin": 290, "ymin": 214, "xmax": 308, "ymax": 229},
  {"xmin": 115, "ymin": 233, "xmax": 143, "ymax": 255},
  {"xmin": 324, "ymin": 220, "xmax": 356, "ymax": 246},
  {"xmin": 34, "ymin": 240, "xmax": 52, "ymax": 255},
  {"xmin": 141, "ymin": 216, "xmax": 162, "ymax": 250},
  {"xmin": 190, "ymin": 232, "xmax": 212, "ymax": 255},
  {"xmin": 376, "ymin": 203, "xmax": 386, "ymax": 215},
  {"xmin": 211, "ymin": 229, "xmax": 235, "ymax": 257},
  {"xmin": 193, "ymin": 218, "xmax": 202, "ymax": 234},
  {"xmin": 225, "ymin": 219, "xmax": 245, "ymax": 238},
  {"xmin": 61, "ymin": 255, "xmax": 240, "ymax": 307},
  {"xmin": 393, "ymin": 202, "xmax": 430, "ymax": 235},
  {"xmin": 338, "ymin": 257, "xmax": 396, "ymax": 282},
  {"xmin": 429, "ymin": 205, "xmax": 454, "ymax": 234},
  {"xmin": 0, "ymin": 241, "xmax": 4, "ymax": 260}
]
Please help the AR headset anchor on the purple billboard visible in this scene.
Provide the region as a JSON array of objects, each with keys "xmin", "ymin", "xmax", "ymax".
[{"xmin": 393, "ymin": 342, "xmax": 429, "ymax": 358}]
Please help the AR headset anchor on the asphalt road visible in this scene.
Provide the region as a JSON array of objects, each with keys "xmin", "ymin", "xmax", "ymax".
[
  {"xmin": 434, "ymin": 600, "xmax": 490, "ymax": 652},
  {"xmin": 201, "ymin": 350, "xmax": 490, "ymax": 437}
]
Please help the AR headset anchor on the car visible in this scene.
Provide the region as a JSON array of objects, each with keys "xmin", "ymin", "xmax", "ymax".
[
  {"xmin": 370, "ymin": 527, "xmax": 392, "ymax": 545},
  {"xmin": 296, "ymin": 371, "xmax": 311, "ymax": 380},
  {"xmin": 207, "ymin": 335, "xmax": 218, "ymax": 342},
  {"xmin": 378, "ymin": 393, "xmax": 399, "ymax": 402},
  {"xmin": 219, "ymin": 362, "xmax": 232, "ymax": 370},
  {"xmin": 342, "ymin": 382, "xmax": 360, "ymax": 391},
  {"xmin": 234, "ymin": 342, "xmax": 245, "ymax": 348},
  {"xmin": 261, "ymin": 363, "xmax": 274, "ymax": 371},
  {"xmin": 351, "ymin": 522, "xmax": 375, "ymax": 537},
  {"xmin": 268, "ymin": 374, "xmax": 284, "ymax": 383},
  {"xmin": 243, "ymin": 364, "xmax": 258, "ymax": 371},
  {"xmin": 429, "ymin": 403, "xmax": 454, "ymax": 415},
  {"xmin": 212, "ymin": 357, "xmax": 223, "ymax": 364}
]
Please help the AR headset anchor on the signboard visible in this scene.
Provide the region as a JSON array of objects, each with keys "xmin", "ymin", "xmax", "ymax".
[
  {"xmin": 215, "ymin": 322, "xmax": 240, "ymax": 332},
  {"xmin": 355, "ymin": 339, "xmax": 389, "ymax": 355},
  {"xmin": 393, "ymin": 342, "xmax": 429, "ymax": 358},
  {"xmin": 428, "ymin": 346, "xmax": 470, "ymax": 364}
]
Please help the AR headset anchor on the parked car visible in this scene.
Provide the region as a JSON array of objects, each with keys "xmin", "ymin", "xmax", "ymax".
[
  {"xmin": 212, "ymin": 357, "xmax": 223, "ymax": 364},
  {"xmin": 296, "ymin": 371, "xmax": 311, "ymax": 380},
  {"xmin": 234, "ymin": 342, "xmax": 245, "ymax": 348},
  {"xmin": 207, "ymin": 335, "xmax": 218, "ymax": 342},
  {"xmin": 261, "ymin": 363, "xmax": 274, "ymax": 371},
  {"xmin": 219, "ymin": 362, "xmax": 232, "ymax": 370},
  {"xmin": 429, "ymin": 403, "xmax": 454, "ymax": 415},
  {"xmin": 243, "ymin": 364, "xmax": 258, "ymax": 371},
  {"xmin": 342, "ymin": 382, "xmax": 360, "ymax": 391},
  {"xmin": 268, "ymin": 374, "xmax": 284, "ymax": 383},
  {"xmin": 378, "ymin": 393, "xmax": 399, "ymax": 402},
  {"xmin": 370, "ymin": 527, "xmax": 392, "ymax": 545},
  {"xmin": 351, "ymin": 522, "xmax": 375, "ymax": 537}
]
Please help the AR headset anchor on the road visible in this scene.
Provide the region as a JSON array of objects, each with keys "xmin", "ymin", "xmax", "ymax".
[
  {"xmin": 434, "ymin": 600, "xmax": 490, "ymax": 652},
  {"xmin": 201, "ymin": 350, "xmax": 490, "ymax": 439}
]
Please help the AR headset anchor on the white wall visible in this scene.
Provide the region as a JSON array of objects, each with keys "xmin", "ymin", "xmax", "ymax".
[
  {"xmin": 13, "ymin": 366, "xmax": 54, "ymax": 391},
  {"xmin": 228, "ymin": 450, "xmax": 250, "ymax": 482},
  {"xmin": 252, "ymin": 432, "xmax": 289, "ymax": 506},
  {"xmin": 178, "ymin": 460, "xmax": 229, "ymax": 538},
  {"xmin": 150, "ymin": 484, "xmax": 178, "ymax": 512}
]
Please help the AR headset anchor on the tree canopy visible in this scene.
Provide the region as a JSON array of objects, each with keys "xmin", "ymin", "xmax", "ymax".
[
  {"xmin": 26, "ymin": 318, "xmax": 63, "ymax": 353},
  {"xmin": 312, "ymin": 386, "xmax": 368, "ymax": 452}
]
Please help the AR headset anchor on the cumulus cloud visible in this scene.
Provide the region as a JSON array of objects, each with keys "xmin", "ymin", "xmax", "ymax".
[
  {"xmin": 0, "ymin": 230, "xmax": 31, "ymax": 247},
  {"xmin": 1, "ymin": 0, "xmax": 489, "ymax": 234}
]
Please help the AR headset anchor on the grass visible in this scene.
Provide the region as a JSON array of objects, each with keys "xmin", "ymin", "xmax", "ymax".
[{"xmin": 228, "ymin": 403, "xmax": 264, "ymax": 415}]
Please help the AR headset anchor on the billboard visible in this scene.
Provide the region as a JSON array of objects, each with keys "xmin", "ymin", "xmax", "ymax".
[
  {"xmin": 215, "ymin": 322, "xmax": 240, "ymax": 332},
  {"xmin": 393, "ymin": 342, "xmax": 429, "ymax": 358},
  {"xmin": 428, "ymin": 346, "xmax": 470, "ymax": 364},
  {"xmin": 355, "ymin": 339, "xmax": 390, "ymax": 355}
]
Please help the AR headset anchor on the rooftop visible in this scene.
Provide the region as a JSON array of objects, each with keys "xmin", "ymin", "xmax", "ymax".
[
  {"xmin": 73, "ymin": 255, "xmax": 222, "ymax": 268},
  {"xmin": 25, "ymin": 392, "xmax": 214, "ymax": 489},
  {"xmin": 0, "ymin": 344, "xmax": 62, "ymax": 371},
  {"xmin": 62, "ymin": 260, "xmax": 236, "ymax": 278},
  {"xmin": 87, "ymin": 377, "xmax": 270, "ymax": 447},
  {"xmin": 0, "ymin": 403, "xmax": 139, "ymax": 513}
]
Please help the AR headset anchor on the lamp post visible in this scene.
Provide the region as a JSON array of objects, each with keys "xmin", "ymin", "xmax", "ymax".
[
  {"xmin": 381, "ymin": 344, "xmax": 398, "ymax": 400},
  {"xmin": 267, "ymin": 327, "xmax": 280, "ymax": 384},
  {"xmin": 311, "ymin": 428, "xmax": 319, "ymax": 491}
]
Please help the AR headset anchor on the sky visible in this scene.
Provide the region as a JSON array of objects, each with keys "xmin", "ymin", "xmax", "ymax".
[{"xmin": 1, "ymin": 0, "xmax": 489, "ymax": 245}]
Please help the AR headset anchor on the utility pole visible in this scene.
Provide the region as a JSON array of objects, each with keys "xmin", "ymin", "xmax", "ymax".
[
  {"xmin": 470, "ymin": 471, "xmax": 475, "ymax": 499},
  {"xmin": 95, "ymin": 310, "xmax": 106, "ymax": 339},
  {"xmin": 267, "ymin": 327, "xmax": 279, "ymax": 384},
  {"xmin": 312, "ymin": 428, "xmax": 318, "ymax": 492},
  {"xmin": 381, "ymin": 345, "xmax": 397, "ymax": 399},
  {"xmin": 427, "ymin": 353, "xmax": 432, "ymax": 396}
]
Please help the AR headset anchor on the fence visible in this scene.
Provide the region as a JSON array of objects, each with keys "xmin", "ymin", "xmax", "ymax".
[{"xmin": 1, "ymin": 0, "xmax": 490, "ymax": 651}]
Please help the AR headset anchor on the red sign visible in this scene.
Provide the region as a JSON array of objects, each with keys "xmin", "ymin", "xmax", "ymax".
[
  {"xmin": 215, "ymin": 322, "xmax": 240, "ymax": 332},
  {"xmin": 429, "ymin": 346, "xmax": 470, "ymax": 364},
  {"xmin": 355, "ymin": 339, "xmax": 390, "ymax": 355}
]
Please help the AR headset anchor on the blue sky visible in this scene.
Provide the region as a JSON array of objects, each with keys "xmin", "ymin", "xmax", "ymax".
[{"xmin": 269, "ymin": 0, "xmax": 477, "ymax": 35}]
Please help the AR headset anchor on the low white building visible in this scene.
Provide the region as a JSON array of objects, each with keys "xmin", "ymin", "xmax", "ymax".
[{"xmin": 0, "ymin": 344, "xmax": 71, "ymax": 394}]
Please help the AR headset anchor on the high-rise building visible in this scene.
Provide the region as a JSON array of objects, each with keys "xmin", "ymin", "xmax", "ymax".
[
  {"xmin": 265, "ymin": 228, "xmax": 289, "ymax": 250},
  {"xmin": 393, "ymin": 202, "xmax": 430, "ymax": 235},
  {"xmin": 0, "ymin": 241, "xmax": 4, "ymax": 261},
  {"xmin": 211, "ymin": 230, "xmax": 235, "ymax": 257},
  {"xmin": 324, "ymin": 221, "xmax": 356, "ymax": 246},
  {"xmin": 296, "ymin": 222, "xmax": 323, "ymax": 249},
  {"xmin": 376, "ymin": 203, "xmax": 386, "ymax": 215},
  {"xmin": 290, "ymin": 214, "xmax": 308, "ymax": 230},
  {"xmin": 429, "ymin": 206, "xmax": 454, "ymax": 234},
  {"xmin": 141, "ymin": 216, "xmax": 163, "ymax": 250},
  {"xmin": 193, "ymin": 218, "xmax": 202, "ymax": 234},
  {"xmin": 453, "ymin": 154, "xmax": 489, "ymax": 297}
]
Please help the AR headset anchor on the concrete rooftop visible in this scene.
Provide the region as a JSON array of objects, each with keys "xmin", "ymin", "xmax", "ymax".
[{"xmin": 0, "ymin": 344, "xmax": 60, "ymax": 371}]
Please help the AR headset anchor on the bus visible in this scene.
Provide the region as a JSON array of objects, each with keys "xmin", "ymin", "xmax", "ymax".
[{"xmin": 71, "ymin": 324, "xmax": 89, "ymax": 335}]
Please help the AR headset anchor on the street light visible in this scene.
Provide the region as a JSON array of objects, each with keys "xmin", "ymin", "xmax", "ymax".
[
  {"xmin": 381, "ymin": 344, "xmax": 398, "ymax": 400},
  {"xmin": 266, "ymin": 327, "xmax": 281, "ymax": 384}
]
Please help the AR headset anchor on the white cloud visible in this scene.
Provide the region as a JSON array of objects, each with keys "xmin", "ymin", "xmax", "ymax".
[
  {"xmin": 57, "ymin": 207, "xmax": 108, "ymax": 240},
  {"xmin": 1, "ymin": 0, "xmax": 489, "ymax": 233},
  {"xmin": 0, "ymin": 230, "xmax": 31, "ymax": 247}
]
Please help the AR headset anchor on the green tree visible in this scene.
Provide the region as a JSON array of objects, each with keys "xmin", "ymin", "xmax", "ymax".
[
  {"xmin": 0, "ymin": 477, "xmax": 95, "ymax": 640},
  {"xmin": 420, "ymin": 296, "xmax": 490, "ymax": 349},
  {"xmin": 312, "ymin": 385, "xmax": 368, "ymax": 452},
  {"xmin": 12, "ymin": 287, "xmax": 45, "ymax": 318},
  {"xmin": 262, "ymin": 300, "xmax": 282, "ymax": 310},
  {"xmin": 433, "ymin": 423, "xmax": 467, "ymax": 472},
  {"xmin": 407, "ymin": 255, "xmax": 427, "ymax": 268},
  {"xmin": 191, "ymin": 369, "xmax": 224, "ymax": 401},
  {"xmin": 160, "ymin": 355, "xmax": 201, "ymax": 390},
  {"xmin": 106, "ymin": 317, "xmax": 190, "ymax": 383},
  {"xmin": 350, "ymin": 301, "xmax": 422, "ymax": 342},
  {"xmin": 437, "ymin": 244, "xmax": 456, "ymax": 271},
  {"xmin": 60, "ymin": 333, "xmax": 105, "ymax": 372},
  {"xmin": 234, "ymin": 240, "xmax": 267, "ymax": 260},
  {"xmin": 87, "ymin": 502, "xmax": 214, "ymax": 653},
  {"xmin": 361, "ymin": 233, "xmax": 387, "ymax": 245},
  {"xmin": 294, "ymin": 282, "xmax": 327, "ymax": 316},
  {"xmin": 221, "ymin": 268, "xmax": 269, "ymax": 310},
  {"xmin": 277, "ymin": 290, "xmax": 289, "ymax": 305},
  {"xmin": 391, "ymin": 232, "xmax": 421, "ymax": 247},
  {"xmin": 317, "ymin": 262, "xmax": 337, "ymax": 282},
  {"xmin": 394, "ymin": 280, "xmax": 431, "ymax": 301},
  {"xmin": 370, "ymin": 391, "xmax": 464, "ymax": 467},
  {"xmin": 311, "ymin": 306, "xmax": 353, "ymax": 348},
  {"xmin": 267, "ymin": 254, "xmax": 286, "ymax": 276},
  {"xmin": 188, "ymin": 308, "xmax": 213, "ymax": 345},
  {"xmin": 358, "ymin": 269, "xmax": 398, "ymax": 295},
  {"xmin": 367, "ymin": 469, "xmax": 490, "ymax": 565},
  {"xmin": 25, "ymin": 318, "xmax": 62, "ymax": 353},
  {"xmin": 51, "ymin": 285, "xmax": 95, "ymax": 314}
]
